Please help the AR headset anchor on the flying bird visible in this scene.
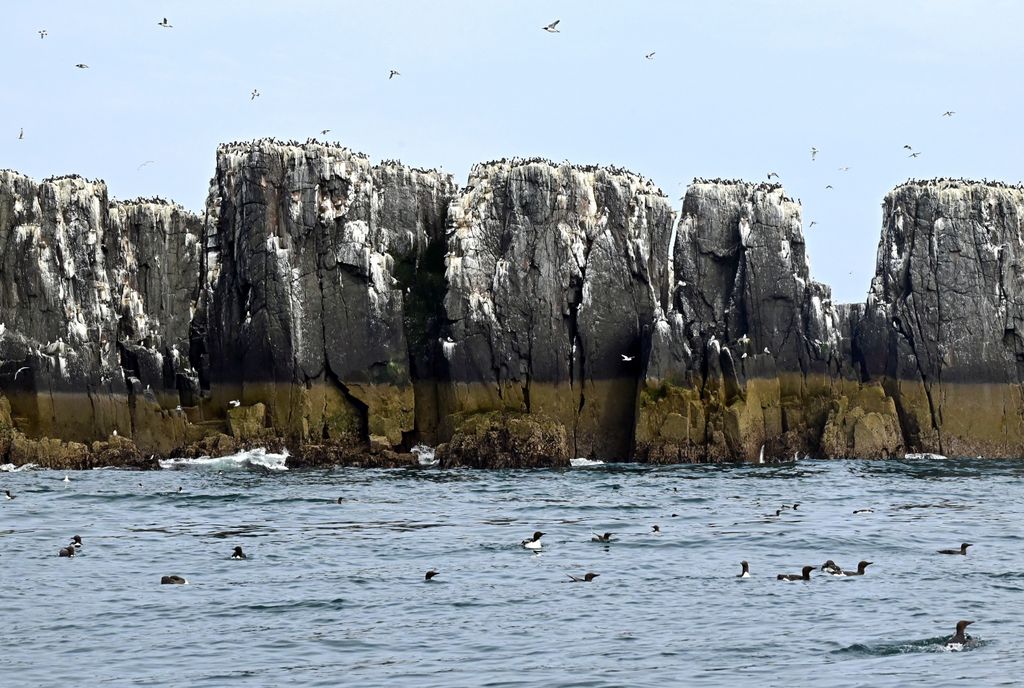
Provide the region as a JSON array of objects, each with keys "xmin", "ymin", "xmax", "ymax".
[
  {"xmin": 137, "ymin": 160, "xmax": 155, "ymax": 171},
  {"xmin": 621, "ymin": 354, "xmax": 635, "ymax": 362},
  {"xmin": 542, "ymin": 20, "xmax": 560, "ymax": 33},
  {"xmin": 18, "ymin": 128, "xmax": 23, "ymax": 140},
  {"xmin": 75, "ymin": 63, "xmax": 89, "ymax": 69},
  {"xmin": 38, "ymin": 30, "xmax": 47, "ymax": 39},
  {"xmin": 825, "ymin": 185, "xmax": 833, "ymax": 189},
  {"xmin": 942, "ymin": 111, "xmax": 956, "ymax": 117},
  {"xmin": 809, "ymin": 221, "xmax": 817, "ymax": 228},
  {"xmin": 903, "ymin": 144, "xmax": 913, "ymax": 150},
  {"xmin": 320, "ymin": 129, "xmax": 331, "ymax": 135},
  {"xmin": 158, "ymin": 17, "xmax": 173, "ymax": 28},
  {"xmin": 388, "ymin": 69, "xmax": 401, "ymax": 79},
  {"xmin": 909, "ymin": 152, "xmax": 921, "ymax": 158},
  {"xmin": 644, "ymin": 52, "xmax": 656, "ymax": 60},
  {"xmin": 810, "ymin": 147, "xmax": 818, "ymax": 161},
  {"xmin": 250, "ymin": 89, "xmax": 260, "ymax": 100},
  {"xmin": 838, "ymin": 166, "xmax": 850, "ymax": 172},
  {"xmin": 229, "ymin": 400, "xmax": 241, "ymax": 408}
]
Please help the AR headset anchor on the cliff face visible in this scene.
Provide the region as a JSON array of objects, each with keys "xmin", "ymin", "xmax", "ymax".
[
  {"xmin": 855, "ymin": 181, "xmax": 1024, "ymax": 457},
  {"xmin": 438, "ymin": 160, "xmax": 674, "ymax": 461},
  {"xmin": 201, "ymin": 141, "xmax": 456, "ymax": 454},
  {"xmin": 1, "ymin": 142, "xmax": 1022, "ymax": 468}
]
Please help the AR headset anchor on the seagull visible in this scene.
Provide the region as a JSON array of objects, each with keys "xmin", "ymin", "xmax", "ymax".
[
  {"xmin": 14, "ymin": 366, "xmax": 29, "ymax": 379},
  {"xmin": 250, "ymin": 89, "xmax": 260, "ymax": 100},
  {"xmin": 137, "ymin": 160, "xmax": 155, "ymax": 171},
  {"xmin": 75, "ymin": 63, "xmax": 89, "ymax": 69},
  {"xmin": 621, "ymin": 354, "xmax": 634, "ymax": 362},
  {"xmin": 741, "ymin": 352, "xmax": 748, "ymax": 359},
  {"xmin": 763, "ymin": 346, "xmax": 771, "ymax": 354},
  {"xmin": 825, "ymin": 185, "xmax": 834, "ymax": 189},
  {"xmin": 942, "ymin": 111, "xmax": 956, "ymax": 117},
  {"xmin": 738, "ymin": 333, "xmax": 750, "ymax": 345},
  {"xmin": 767, "ymin": 172, "xmax": 779, "ymax": 179},
  {"xmin": 175, "ymin": 405, "xmax": 183, "ymax": 412},
  {"xmin": 909, "ymin": 152, "xmax": 921, "ymax": 158},
  {"xmin": 567, "ymin": 572, "xmax": 599, "ymax": 582},
  {"xmin": 644, "ymin": 52, "xmax": 656, "ymax": 60},
  {"xmin": 425, "ymin": 569, "xmax": 440, "ymax": 581},
  {"xmin": 158, "ymin": 17, "xmax": 173, "ymax": 28},
  {"xmin": 810, "ymin": 147, "xmax": 818, "ymax": 161},
  {"xmin": 320, "ymin": 129, "xmax": 331, "ymax": 135},
  {"xmin": 542, "ymin": 20, "xmax": 560, "ymax": 33},
  {"xmin": 38, "ymin": 30, "xmax": 47, "ymax": 39},
  {"xmin": 388, "ymin": 69, "xmax": 401, "ymax": 79},
  {"xmin": 63, "ymin": 474, "xmax": 70, "ymax": 483},
  {"xmin": 229, "ymin": 400, "xmax": 241, "ymax": 408}
]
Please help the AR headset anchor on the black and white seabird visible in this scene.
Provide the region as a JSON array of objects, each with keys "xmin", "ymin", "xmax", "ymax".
[
  {"xmin": 71, "ymin": 535, "xmax": 82, "ymax": 549},
  {"xmin": 591, "ymin": 532, "xmax": 614, "ymax": 543},
  {"xmin": 945, "ymin": 620, "xmax": 975, "ymax": 649},
  {"xmin": 521, "ymin": 531, "xmax": 544, "ymax": 550},
  {"xmin": 852, "ymin": 508, "xmax": 874, "ymax": 514},
  {"xmin": 841, "ymin": 560, "xmax": 872, "ymax": 576},
  {"xmin": 75, "ymin": 63, "xmax": 89, "ymax": 69},
  {"xmin": 942, "ymin": 111, "xmax": 956, "ymax": 117},
  {"xmin": 542, "ymin": 20, "xmax": 560, "ymax": 33},
  {"xmin": 821, "ymin": 560, "xmax": 842, "ymax": 576},
  {"xmin": 4, "ymin": 489, "xmax": 14, "ymax": 500},
  {"xmin": 231, "ymin": 546, "xmax": 246, "ymax": 560},
  {"xmin": 38, "ymin": 30, "xmax": 47, "ymax": 39},
  {"xmin": 644, "ymin": 52, "xmax": 656, "ymax": 60},
  {"xmin": 938, "ymin": 543, "xmax": 972, "ymax": 555},
  {"xmin": 765, "ymin": 509, "xmax": 782, "ymax": 518},
  {"xmin": 58, "ymin": 545, "xmax": 75, "ymax": 557},
  {"xmin": 158, "ymin": 17, "xmax": 173, "ymax": 28},
  {"xmin": 425, "ymin": 569, "xmax": 440, "ymax": 581},
  {"xmin": 651, "ymin": 524, "xmax": 661, "ymax": 533},
  {"xmin": 777, "ymin": 565, "xmax": 814, "ymax": 581},
  {"xmin": 388, "ymin": 69, "xmax": 401, "ymax": 80},
  {"xmin": 336, "ymin": 497, "xmax": 344, "ymax": 504},
  {"xmin": 568, "ymin": 572, "xmax": 599, "ymax": 582},
  {"xmin": 738, "ymin": 561, "xmax": 750, "ymax": 578},
  {"xmin": 160, "ymin": 575, "xmax": 188, "ymax": 585}
]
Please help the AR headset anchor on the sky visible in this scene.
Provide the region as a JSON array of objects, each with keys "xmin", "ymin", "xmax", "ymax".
[{"xmin": 1, "ymin": 0, "xmax": 1022, "ymax": 303}]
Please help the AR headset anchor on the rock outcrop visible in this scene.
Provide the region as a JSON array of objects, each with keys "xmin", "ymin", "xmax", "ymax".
[{"xmin": 2, "ymin": 142, "xmax": 1022, "ymax": 468}]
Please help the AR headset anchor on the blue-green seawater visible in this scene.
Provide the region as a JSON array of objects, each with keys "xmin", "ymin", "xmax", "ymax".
[{"xmin": 2, "ymin": 454, "xmax": 1022, "ymax": 687}]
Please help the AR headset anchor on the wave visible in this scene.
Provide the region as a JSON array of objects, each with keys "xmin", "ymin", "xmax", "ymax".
[
  {"xmin": 905, "ymin": 452, "xmax": 949, "ymax": 460},
  {"xmin": 570, "ymin": 458, "xmax": 605, "ymax": 467},
  {"xmin": 0, "ymin": 462, "xmax": 37, "ymax": 472},
  {"xmin": 836, "ymin": 636, "xmax": 985, "ymax": 656},
  {"xmin": 158, "ymin": 448, "xmax": 289, "ymax": 472},
  {"xmin": 410, "ymin": 444, "xmax": 438, "ymax": 467}
]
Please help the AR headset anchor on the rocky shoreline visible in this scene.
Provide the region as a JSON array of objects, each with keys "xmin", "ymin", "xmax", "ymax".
[{"xmin": 2, "ymin": 141, "xmax": 1023, "ymax": 469}]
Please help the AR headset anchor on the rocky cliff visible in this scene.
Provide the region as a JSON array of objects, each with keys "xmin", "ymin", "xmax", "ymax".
[{"xmin": 1, "ymin": 142, "xmax": 1021, "ymax": 468}]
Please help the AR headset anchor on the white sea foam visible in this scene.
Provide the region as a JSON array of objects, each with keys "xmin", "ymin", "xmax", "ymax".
[
  {"xmin": 158, "ymin": 448, "xmax": 289, "ymax": 471},
  {"xmin": 1, "ymin": 463, "xmax": 38, "ymax": 472},
  {"xmin": 570, "ymin": 457, "xmax": 605, "ymax": 467},
  {"xmin": 410, "ymin": 444, "xmax": 438, "ymax": 466},
  {"xmin": 905, "ymin": 452, "xmax": 949, "ymax": 460}
]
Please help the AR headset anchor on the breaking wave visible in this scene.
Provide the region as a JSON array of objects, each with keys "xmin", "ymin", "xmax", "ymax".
[
  {"xmin": 410, "ymin": 444, "xmax": 439, "ymax": 466},
  {"xmin": 158, "ymin": 448, "xmax": 289, "ymax": 471},
  {"xmin": 0, "ymin": 462, "xmax": 38, "ymax": 472},
  {"xmin": 570, "ymin": 457, "xmax": 605, "ymax": 467}
]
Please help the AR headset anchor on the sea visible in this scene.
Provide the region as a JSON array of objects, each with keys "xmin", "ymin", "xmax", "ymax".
[{"xmin": 2, "ymin": 450, "xmax": 1022, "ymax": 687}]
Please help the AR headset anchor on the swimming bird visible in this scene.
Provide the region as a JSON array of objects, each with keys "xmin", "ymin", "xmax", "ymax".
[
  {"xmin": 644, "ymin": 52, "xmax": 656, "ymax": 60},
  {"xmin": 14, "ymin": 366, "xmax": 29, "ymax": 379},
  {"xmin": 651, "ymin": 524, "xmax": 661, "ymax": 533},
  {"xmin": 821, "ymin": 560, "xmax": 842, "ymax": 576},
  {"xmin": 4, "ymin": 490, "xmax": 14, "ymax": 500},
  {"xmin": 231, "ymin": 546, "xmax": 246, "ymax": 560},
  {"xmin": 521, "ymin": 531, "xmax": 544, "ymax": 550},
  {"xmin": 738, "ymin": 561, "xmax": 750, "ymax": 578},
  {"xmin": 765, "ymin": 509, "xmax": 782, "ymax": 518},
  {"xmin": 945, "ymin": 620, "xmax": 974, "ymax": 649},
  {"xmin": 591, "ymin": 532, "xmax": 614, "ymax": 543},
  {"xmin": 158, "ymin": 17, "xmax": 173, "ymax": 28},
  {"xmin": 938, "ymin": 542, "xmax": 972, "ymax": 555},
  {"xmin": 160, "ymin": 575, "xmax": 188, "ymax": 585},
  {"xmin": 810, "ymin": 147, "xmax": 818, "ymax": 161},
  {"xmin": 777, "ymin": 565, "xmax": 814, "ymax": 581},
  {"xmin": 781, "ymin": 503, "xmax": 800, "ymax": 510},
  {"xmin": 621, "ymin": 354, "xmax": 634, "ymax": 362},
  {"xmin": 250, "ymin": 89, "xmax": 260, "ymax": 100},
  {"xmin": 568, "ymin": 572, "xmax": 599, "ymax": 582},
  {"xmin": 71, "ymin": 535, "xmax": 82, "ymax": 548},
  {"xmin": 389, "ymin": 69, "xmax": 401, "ymax": 79},
  {"xmin": 63, "ymin": 474, "xmax": 70, "ymax": 483},
  {"xmin": 852, "ymin": 508, "xmax": 874, "ymax": 514},
  {"xmin": 542, "ymin": 20, "xmax": 560, "ymax": 33},
  {"xmin": 425, "ymin": 569, "xmax": 440, "ymax": 581},
  {"xmin": 38, "ymin": 30, "xmax": 47, "ymax": 39},
  {"xmin": 75, "ymin": 63, "xmax": 89, "ymax": 69},
  {"xmin": 841, "ymin": 561, "xmax": 872, "ymax": 576},
  {"xmin": 229, "ymin": 400, "xmax": 241, "ymax": 408},
  {"xmin": 59, "ymin": 545, "xmax": 75, "ymax": 557},
  {"xmin": 741, "ymin": 352, "xmax": 748, "ymax": 359},
  {"xmin": 942, "ymin": 111, "xmax": 956, "ymax": 117}
]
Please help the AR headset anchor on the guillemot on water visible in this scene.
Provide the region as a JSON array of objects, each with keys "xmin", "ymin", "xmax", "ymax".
[
  {"xmin": 591, "ymin": 532, "xmax": 614, "ymax": 543},
  {"xmin": 71, "ymin": 535, "xmax": 82, "ymax": 549},
  {"xmin": 777, "ymin": 566, "xmax": 814, "ymax": 581},
  {"xmin": 738, "ymin": 561, "xmax": 750, "ymax": 578},
  {"xmin": 160, "ymin": 575, "xmax": 188, "ymax": 585},
  {"xmin": 231, "ymin": 546, "xmax": 246, "ymax": 560},
  {"xmin": 4, "ymin": 489, "xmax": 14, "ymax": 500},
  {"xmin": 568, "ymin": 572, "xmax": 599, "ymax": 582},
  {"xmin": 425, "ymin": 569, "xmax": 440, "ymax": 581},
  {"xmin": 945, "ymin": 620, "xmax": 976, "ymax": 649},
  {"xmin": 58, "ymin": 544, "xmax": 75, "ymax": 557},
  {"xmin": 521, "ymin": 531, "xmax": 544, "ymax": 550},
  {"xmin": 821, "ymin": 560, "xmax": 842, "ymax": 576},
  {"xmin": 841, "ymin": 561, "xmax": 872, "ymax": 576},
  {"xmin": 938, "ymin": 543, "xmax": 972, "ymax": 555}
]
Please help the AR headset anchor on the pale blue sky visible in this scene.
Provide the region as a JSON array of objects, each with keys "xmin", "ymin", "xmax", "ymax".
[{"xmin": 2, "ymin": 1, "xmax": 1021, "ymax": 303}]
